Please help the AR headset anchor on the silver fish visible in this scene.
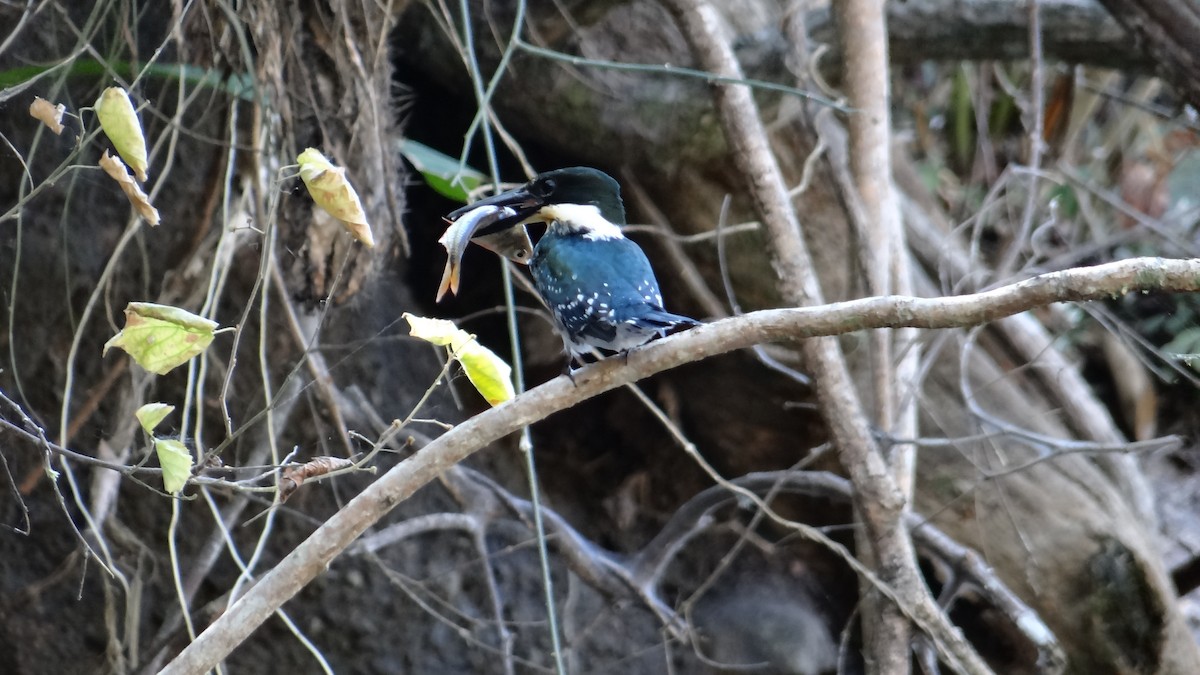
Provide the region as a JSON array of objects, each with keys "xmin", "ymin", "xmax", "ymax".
[{"xmin": 436, "ymin": 204, "xmax": 533, "ymax": 301}]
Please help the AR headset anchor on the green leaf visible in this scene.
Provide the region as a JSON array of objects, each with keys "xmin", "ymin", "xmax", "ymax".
[
  {"xmin": 95, "ymin": 87, "xmax": 149, "ymax": 182},
  {"xmin": 952, "ymin": 65, "xmax": 974, "ymax": 171},
  {"xmin": 154, "ymin": 438, "xmax": 193, "ymax": 494},
  {"xmin": 0, "ymin": 60, "xmax": 255, "ymax": 100},
  {"xmin": 135, "ymin": 403, "xmax": 176, "ymax": 434},
  {"xmin": 1048, "ymin": 184, "xmax": 1079, "ymax": 219},
  {"xmin": 397, "ymin": 139, "xmax": 486, "ymax": 203},
  {"xmin": 404, "ymin": 313, "xmax": 515, "ymax": 406},
  {"xmin": 103, "ymin": 302, "xmax": 218, "ymax": 375}
]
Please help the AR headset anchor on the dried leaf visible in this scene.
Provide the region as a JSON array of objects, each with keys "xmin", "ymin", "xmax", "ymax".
[
  {"xmin": 296, "ymin": 148, "xmax": 375, "ymax": 247},
  {"xmin": 279, "ymin": 456, "xmax": 355, "ymax": 502},
  {"xmin": 99, "ymin": 151, "xmax": 160, "ymax": 225},
  {"xmin": 404, "ymin": 313, "xmax": 514, "ymax": 406},
  {"xmin": 29, "ymin": 96, "xmax": 65, "ymax": 135},
  {"xmin": 154, "ymin": 438, "xmax": 193, "ymax": 494},
  {"xmin": 95, "ymin": 87, "xmax": 149, "ymax": 182},
  {"xmin": 103, "ymin": 302, "xmax": 218, "ymax": 375},
  {"xmin": 135, "ymin": 403, "xmax": 176, "ymax": 435}
]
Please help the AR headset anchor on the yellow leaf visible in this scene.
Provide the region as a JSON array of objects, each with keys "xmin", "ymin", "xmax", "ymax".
[
  {"xmin": 103, "ymin": 302, "xmax": 218, "ymax": 375},
  {"xmin": 154, "ymin": 438, "xmax": 193, "ymax": 494},
  {"xmin": 99, "ymin": 151, "xmax": 160, "ymax": 225},
  {"xmin": 29, "ymin": 96, "xmax": 66, "ymax": 135},
  {"xmin": 297, "ymin": 148, "xmax": 375, "ymax": 247},
  {"xmin": 95, "ymin": 87, "xmax": 149, "ymax": 182},
  {"xmin": 403, "ymin": 313, "xmax": 514, "ymax": 406},
  {"xmin": 135, "ymin": 403, "xmax": 175, "ymax": 435},
  {"xmin": 404, "ymin": 313, "xmax": 463, "ymax": 347},
  {"xmin": 455, "ymin": 340, "xmax": 516, "ymax": 406}
]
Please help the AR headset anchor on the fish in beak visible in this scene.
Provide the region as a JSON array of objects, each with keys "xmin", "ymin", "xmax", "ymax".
[{"xmin": 436, "ymin": 198, "xmax": 536, "ymax": 301}]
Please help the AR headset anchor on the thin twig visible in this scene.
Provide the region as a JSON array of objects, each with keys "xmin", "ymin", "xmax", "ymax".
[
  {"xmin": 996, "ymin": 0, "xmax": 1046, "ymax": 281},
  {"xmin": 621, "ymin": 172, "xmax": 727, "ymax": 319}
]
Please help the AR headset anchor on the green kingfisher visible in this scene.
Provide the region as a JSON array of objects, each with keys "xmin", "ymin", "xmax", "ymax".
[{"xmin": 447, "ymin": 167, "xmax": 699, "ymax": 361}]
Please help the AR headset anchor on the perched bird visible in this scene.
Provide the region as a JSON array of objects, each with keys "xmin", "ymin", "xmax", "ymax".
[{"xmin": 448, "ymin": 167, "xmax": 699, "ymax": 362}]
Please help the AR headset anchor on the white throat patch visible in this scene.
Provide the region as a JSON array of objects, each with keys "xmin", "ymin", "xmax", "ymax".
[{"xmin": 540, "ymin": 203, "xmax": 625, "ymax": 241}]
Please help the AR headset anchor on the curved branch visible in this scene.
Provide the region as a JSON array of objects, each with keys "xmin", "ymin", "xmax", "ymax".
[{"xmin": 160, "ymin": 256, "xmax": 1200, "ymax": 674}]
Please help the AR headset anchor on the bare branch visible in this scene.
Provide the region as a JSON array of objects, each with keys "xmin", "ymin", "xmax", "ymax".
[
  {"xmin": 1094, "ymin": 0, "xmax": 1200, "ymax": 109},
  {"xmin": 812, "ymin": 0, "xmax": 1140, "ymax": 69},
  {"xmin": 833, "ymin": 0, "xmax": 916, "ymax": 664},
  {"xmin": 637, "ymin": 470, "xmax": 1067, "ymax": 672},
  {"xmin": 161, "ymin": 256, "xmax": 1200, "ymax": 673},
  {"xmin": 659, "ymin": 0, "xmax": 982, "ymax": 671}
]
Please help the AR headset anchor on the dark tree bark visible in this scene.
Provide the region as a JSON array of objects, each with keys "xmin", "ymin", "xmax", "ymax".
[{"xmin": 1095, "ymin": 0, "xmax": 1200, "ymax": 109}]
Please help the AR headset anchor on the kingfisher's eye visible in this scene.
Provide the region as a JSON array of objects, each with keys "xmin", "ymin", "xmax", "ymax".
[{"xmin": 532, "ymin": 178, "xmax": 556, "ymax": 197}]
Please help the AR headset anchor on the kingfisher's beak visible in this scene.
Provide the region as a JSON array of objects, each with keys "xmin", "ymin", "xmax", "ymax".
[{"xmin": 447, "ymin": 184, "xmax": 545, "ymax": 237}]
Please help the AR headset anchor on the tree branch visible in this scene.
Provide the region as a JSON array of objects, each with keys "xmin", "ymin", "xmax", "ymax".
[
  {"xmin": 160, "ymin": 256, "xmax": 1200, "ymax": 673},
  {"xmin": 812, "ymin": 0, "xmax": 1141, "ymax": 69},
  {"xmin": 1094, "ymin": 0, "xmax": 1200, "ymax": 109},
  {"xmin": 634, "ymin": 470, "xmax": 1067, "ymax": 672},
  {"xmin": 658, "ymin": 0, "xmax": 990, "ymax": 671},
  {"xmin": 834, "ymin": 0, "xmax": 917, "ymax": 667}
]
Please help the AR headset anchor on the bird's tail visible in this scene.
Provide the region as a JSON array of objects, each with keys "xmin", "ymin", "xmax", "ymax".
[{"xmin": 635, "ymin": 309, "xmax": 701, "ymax": 334}]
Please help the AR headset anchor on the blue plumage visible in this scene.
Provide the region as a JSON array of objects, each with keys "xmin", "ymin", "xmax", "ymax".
[
  {"xmin": 531, "ymin": 228, "xmax": 697, "ymax": 358},
  {"xmin": 447, "ymin": 167, "xmax": 699, "ymax": 361}
]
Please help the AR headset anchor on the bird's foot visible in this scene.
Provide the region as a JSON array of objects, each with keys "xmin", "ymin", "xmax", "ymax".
[{"xmin": 562, "ymin": 358, "xmax": 581, "ymax": 387}]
